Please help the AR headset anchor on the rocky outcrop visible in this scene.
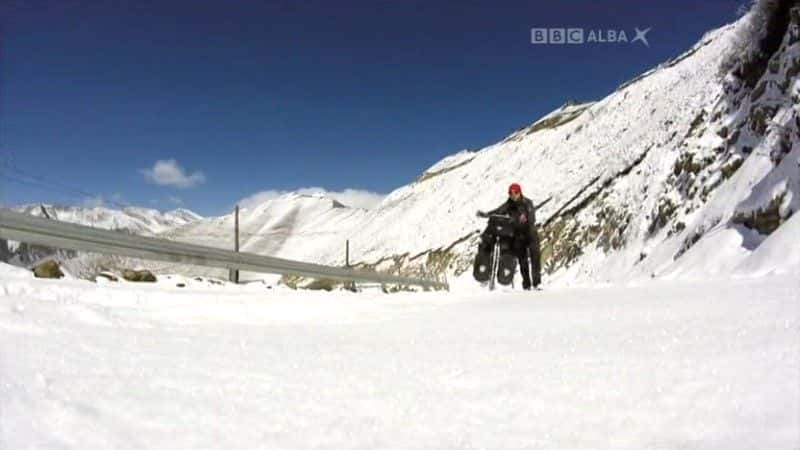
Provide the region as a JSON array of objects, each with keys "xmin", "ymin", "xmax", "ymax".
[
  {"xmin": 121, "ymin": 269, "xmax": 157, "ymax": 283},
  {"xmin": 32, "ymin": 260, "xmax": 64, "ymax": 279}
]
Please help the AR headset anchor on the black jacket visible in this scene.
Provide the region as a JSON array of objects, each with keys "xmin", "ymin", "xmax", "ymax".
[{"xmin": 488, "ymin": 196, "xmax": 536, "ymax": 232}]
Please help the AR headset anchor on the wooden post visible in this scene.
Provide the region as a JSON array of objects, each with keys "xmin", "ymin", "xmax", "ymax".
[{"xmin": 229, "ymin": 205, "xmax": 240, "ymax": 283}]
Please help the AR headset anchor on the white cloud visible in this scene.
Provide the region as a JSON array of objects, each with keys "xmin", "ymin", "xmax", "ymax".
[
  {"xmin": 83, "ymin": 195, "xmax": 105, "ymax": 208},
  {"xmin": 141, "ymin": 159, "xmax": 206, "ymax": 189},
  {"xmin": 236, "ymin": 190, "xmax": 285, "ymax": 209},
  {"xmin": 238, "ymin": 187, "xmax": 386, "ymax": 210}
]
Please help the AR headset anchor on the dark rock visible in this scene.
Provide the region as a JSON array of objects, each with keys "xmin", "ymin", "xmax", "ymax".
[
  {"xmin": 733, "ymin": 193, "xmax": 790, "ymax": 235},
  {"xmin": 721, "ymin": 157, "xmax": 744, "ymax": 179},
  {"xmin": 648, "ymin": 199, "xmax": 678, "ymax": 236},
  {"xmin": 685, "ymin": 111, "xmax": 707, "ymax": 138},
  {"xmin": 750, "ymin": 80, "xmax": 767, "ymax": 102},
  {"xmin": 33, "ymin": 260, "xmax": 64, "ymax": 279},
  {"xmin": 122, "ymin": 269, "xmax": 157, "ymax": 283}
]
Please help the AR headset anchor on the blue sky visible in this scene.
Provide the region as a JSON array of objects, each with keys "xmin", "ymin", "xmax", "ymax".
[{"xmin": 1, "ymin": 0, "xmax": 744, "ymax": 215}]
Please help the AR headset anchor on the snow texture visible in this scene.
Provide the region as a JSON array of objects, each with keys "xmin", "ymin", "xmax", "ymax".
[{"xmin": 1, "ymin": 264, "xmax": 798, "ymax": 449}]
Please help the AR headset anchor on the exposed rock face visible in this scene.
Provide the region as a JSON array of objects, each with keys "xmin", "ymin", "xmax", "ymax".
[{"xmin": 732, "ymin": 193, "xmax": 789, "ymax": 234}]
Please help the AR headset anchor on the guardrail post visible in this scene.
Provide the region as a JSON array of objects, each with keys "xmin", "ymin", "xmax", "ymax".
[
  {"xmin": 345, "ymin": 239, "xmax": 357, "ymax": 292},
  {"xmin": 229, "ymin": 205, "xmax": 240, "ymax": 284},
  {"xmin": 0, "ymin": 238, "xmax": 9, "ymax": 263}
]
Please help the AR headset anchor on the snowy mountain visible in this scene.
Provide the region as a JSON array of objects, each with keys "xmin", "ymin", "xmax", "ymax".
[
  {"xmin": 300, "ymin": 0, "xmax": 800, "ymax": 285},
  {"xmin": 152, "ymin": 192, "xmax": 368, "ymax": 280},
  {"xmin": 121, "ymin": 0, "xmax": 800, "ymax": 287},
  {"xmin": 3, "ymin": 204, "xmax": 203, "ymax": 271},
  {"xmin": 250, "ymin": 1, "xmax": 791, "ymax": 286},
  {"xmin": 14, "ymin": 204, "xmax": 203, "ymax": 235},
  {"xmin": 18, "ymin": 1, "xmax": 798, "ymax": 287}
]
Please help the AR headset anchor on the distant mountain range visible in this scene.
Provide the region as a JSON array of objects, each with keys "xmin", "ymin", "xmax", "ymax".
[{"xmin": 13, "ymin": 204, "xmax": 203, "ymax": 235}]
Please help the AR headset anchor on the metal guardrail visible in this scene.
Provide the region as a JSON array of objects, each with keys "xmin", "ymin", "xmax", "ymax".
[{"xmin": 0, "ymin": 209, "xmax": 448, "ymax": 290}]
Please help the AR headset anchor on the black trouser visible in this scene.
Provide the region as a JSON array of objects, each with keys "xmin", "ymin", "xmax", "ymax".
[
  {"xmin": 515, "ymin": 227, "xmax": 542, "ymax": 288},
  {"xmin": 530, "ymin": 227, "xmax": 541, "ymax": 285}
]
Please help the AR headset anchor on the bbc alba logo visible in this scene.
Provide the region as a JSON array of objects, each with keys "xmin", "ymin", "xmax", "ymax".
[{"xmin": 531, "ymin": 27, "xmax": 651, "ymax": 46}]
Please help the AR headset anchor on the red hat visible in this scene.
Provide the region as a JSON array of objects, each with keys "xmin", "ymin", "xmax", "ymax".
[{"xmin": 508, "ymin": 183, "xmax": 522, "ymax": 195}]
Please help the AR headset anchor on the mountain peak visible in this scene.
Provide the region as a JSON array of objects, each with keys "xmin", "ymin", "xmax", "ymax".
[{"xmin": 14, "ymin": 203, "xmax": 203, "ymax": 235}]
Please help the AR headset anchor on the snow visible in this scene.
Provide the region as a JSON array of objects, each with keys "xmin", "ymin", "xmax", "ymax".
[
  {"xmin": 420, "ymin": 149, "xmax": 476, "ymax": 176},
  {"xmin": 735, "ymin": 211, "xmax": 800, "ymax": 277},
  {"xmin": 0, "ymin": 261, "xmax": 33, "ymax": 280},
  {"xmin": 13, "ymin": 204, "xmax": 203, "ymax": 235},
  {"xmin": 1, "ymin": 264, "xmax": 798, "ymax": 449},
  {"xmin": 157, "ymin": 193, "xmax": 368, "ymax": 281},
  {"xmin": 657, "ymin": 226, "xmax": 757, "ymax": 281}
]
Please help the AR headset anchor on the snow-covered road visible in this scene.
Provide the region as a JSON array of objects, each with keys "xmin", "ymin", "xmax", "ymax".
[{"xmin": 1, "ymin": 268, "xmax": 798, "ymax": 449}]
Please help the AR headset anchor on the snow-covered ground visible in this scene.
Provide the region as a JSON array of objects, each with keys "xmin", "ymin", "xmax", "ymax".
[{"xmin": 1, "ymin": 263, "xmax": 797, "ymax": 449}]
